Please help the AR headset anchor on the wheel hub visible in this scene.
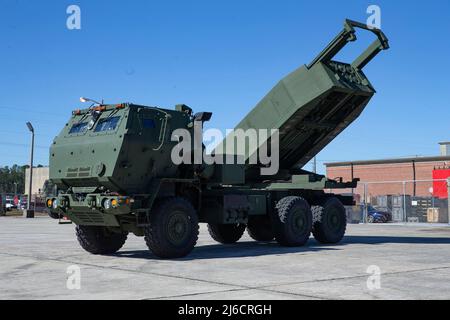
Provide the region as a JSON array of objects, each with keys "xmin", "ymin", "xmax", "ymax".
[
  {"xmin": 167, "ymin": 212, "xmax": 190, "ymax": 245},
  {"xmin": 331, "ymin": 215, "xmax": 338, "ymax": 224},
  {"xmin": 327, "ymin": 209, "xmax": 342, "ymax": 231},
  {"xmin": 293, "ymin": 210, "xmax": 307, "ymax": 233}
]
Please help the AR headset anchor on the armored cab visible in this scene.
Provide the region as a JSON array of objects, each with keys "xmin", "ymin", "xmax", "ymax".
[
  {"xmin": 47, "ymin": 20, "xmax": 389, "ymax": 259},
  {"xmin": 50, "ymin": 104, "xmax": 192, "ymax": 194}
]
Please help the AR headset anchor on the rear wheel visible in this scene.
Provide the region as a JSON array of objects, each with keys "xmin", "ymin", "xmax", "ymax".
[
  {"xmin": 144, "ymin": 197, "xmax": 199, "ymax": 259},
  {"xmin": 208, "ymin": 223, "xmax": 246, "ymax": 244},
  {"xmin": 76, "ymin": 225, "xmax": 128, "ymax": 255},
  {"xmin": 312, "ymin": 197, "xmax": 347, "ymax": 244},
  {"xmin": 247, "ymin": 216, "xmax": 274, "ymax": 241},
  {"xmin": 273, "ymin": 196, "xmax": 312, "ymax": 246}
]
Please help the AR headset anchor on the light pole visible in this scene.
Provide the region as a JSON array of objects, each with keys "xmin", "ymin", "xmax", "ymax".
[
  {"xmin": 80, "ymin": 97, "xmax": 102, "ymax": 105},
  {"xmin": 25, "ymin": 122, "xmax": 35, "ymax": 218}
]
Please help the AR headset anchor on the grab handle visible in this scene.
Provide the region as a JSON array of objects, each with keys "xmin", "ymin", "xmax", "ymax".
[{"xmin": 307, "ymin": 19, "xmax": 389, "ymax": 70}]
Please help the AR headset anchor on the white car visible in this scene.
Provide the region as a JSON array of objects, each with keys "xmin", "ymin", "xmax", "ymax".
[{"xmin": 5, "ymin": 200, "xmax": 16, "ymax": 211}]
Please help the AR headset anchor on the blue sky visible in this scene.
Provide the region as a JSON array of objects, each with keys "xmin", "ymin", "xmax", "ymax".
[{"xmin": 1, "ymin": 0, "xmax": 449, "ymax": 173}]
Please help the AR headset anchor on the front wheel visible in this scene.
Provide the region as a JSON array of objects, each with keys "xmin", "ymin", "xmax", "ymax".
[
  {"xmin": 144, "ymin": 197, "xmax": 199, "ymax": 259},
  {"xmin": 48, "ymin": 210, "xmax": 62, "ymax": 220},
  {"xmin": 76, "ymin": 225, "xmax": 128, "ymax": 255}
]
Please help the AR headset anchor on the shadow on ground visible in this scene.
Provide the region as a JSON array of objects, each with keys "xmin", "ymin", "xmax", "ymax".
[
  {"xmin": 114, "ymin": 241, "xmax": 338, "ymax": 260},
  {"xmin": 113, "ymin": 234, "xmax": 450, "ymax": 261},
  {"xmin": 343, "ymin": 235, "xmax": 450, "ymax": 245}
]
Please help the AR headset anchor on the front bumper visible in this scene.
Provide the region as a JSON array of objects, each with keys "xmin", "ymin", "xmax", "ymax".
[{"xmin": 46, "ymin": 194, "xmax": 137, "ymax": 226}]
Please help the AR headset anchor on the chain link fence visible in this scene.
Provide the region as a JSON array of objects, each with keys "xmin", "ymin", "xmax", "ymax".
[
  {"xmin": 0, "ymin": 193, "xmax": 47, "ymax": 215},
  {"xmin": 338, "ymin": 179, "xmax": 449, "ymax": 224}
]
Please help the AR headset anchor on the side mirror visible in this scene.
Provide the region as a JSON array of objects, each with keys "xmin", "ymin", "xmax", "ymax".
[
  {"xmin": 194, "ymin": 112, "xmax": 212, "ymax": 123},
  {"xmin": 175, "ymin": 104, "xmax": 193, "ymax": 115}
]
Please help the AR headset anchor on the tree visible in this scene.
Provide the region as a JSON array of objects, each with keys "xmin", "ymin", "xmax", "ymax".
[{"xmin": 0, "ymin": 165, "xmax": 27, "ymax": 194}]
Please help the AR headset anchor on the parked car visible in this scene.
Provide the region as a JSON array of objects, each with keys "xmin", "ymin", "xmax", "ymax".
[
  {"xmin": 360, "ymin": 205, "xmax": 392, "ymax": 223},
  {"xmin": 5, "ymin": 199, "xmax": 17, "ymax": 211},
  {"xmin": 19, "ymin": 196, "xmax": 28, "ymax": 210}
]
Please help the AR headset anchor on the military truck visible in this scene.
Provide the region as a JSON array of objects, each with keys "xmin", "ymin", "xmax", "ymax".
[{"xmin": 46, "ymin": 20, "xmax": 389, "ymax": 258}]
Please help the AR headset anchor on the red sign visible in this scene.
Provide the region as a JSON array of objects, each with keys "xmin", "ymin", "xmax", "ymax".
[{"xmin": 432, "ymin": 169, "xmax": 450, "ymax": 199}]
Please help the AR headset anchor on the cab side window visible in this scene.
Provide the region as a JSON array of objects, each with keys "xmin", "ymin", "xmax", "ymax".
[
  {"xmin": 141, "ymin": 114, "xmax": 161, "ymax": 142},
  {"xmin": 143, "ymin": 118, "xmax": 156, "ymax": 129}
]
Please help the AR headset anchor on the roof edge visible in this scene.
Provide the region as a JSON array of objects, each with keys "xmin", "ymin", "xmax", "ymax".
[{"xmin": 325, "ymin": 155, "xmax": 450, "ymax": 167}]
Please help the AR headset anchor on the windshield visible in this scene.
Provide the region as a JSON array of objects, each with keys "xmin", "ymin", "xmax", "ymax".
[
  {"xmin": 69, "ymin": 122, "xmax": 88, "ymax": 134},
  {"xmin": 94, "ymin": 116, "xmax": 120, "ymax": 132},
  {"xmin": 360, "ymin": 205, "xmax": 376, "ymax": 212}
]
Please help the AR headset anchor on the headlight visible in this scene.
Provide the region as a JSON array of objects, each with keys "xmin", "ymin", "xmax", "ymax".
[
  {"xmin": 46, "ymin": 199, "xmax": 53, "ymax": 208},
  {"xmin": 103, "ymin": 199, "xmax": 111, "ymax": 210},
  {"xmin": 52, "ymin": 199, "xmax": 58, "ymax": 209},
  {"xmin": 102, "ymin": 198, "xmax": 121, "ymax": 209},
  {"xmin": 111, "ymin": 199, "xmax": 119, "ymax": 208}
]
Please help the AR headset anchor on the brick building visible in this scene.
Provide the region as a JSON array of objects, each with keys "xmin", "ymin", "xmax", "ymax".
[{"xmin": 325, "ymin": 142, "xmax": 450, "ymax": 199}]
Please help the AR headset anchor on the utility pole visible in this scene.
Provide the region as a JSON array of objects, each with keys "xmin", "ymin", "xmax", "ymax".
[{"xmin": 25, "ymin": 122, "xmax": 35, "ymax": 218}]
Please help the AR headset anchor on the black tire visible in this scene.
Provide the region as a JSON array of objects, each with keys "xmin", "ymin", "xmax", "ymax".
[
  {"xmin": 144, "ymin": 197, "xmax": 199, "ymax": 259},
  {"xmin": 48, "ymin": 210, "xmax": 62, "ymax": 220},
  {"xmin": 273, "ymin": 196, "xmax": 312, "ymax": 246},
  {"xmin": 76, "ymin": 225, "xmax": 128, "ymax": 255},
  {"xmin": 312, "ymin": 197, "xmax": 347, "ymax": 244},
  {"xmin": 247, "ymin": 216, "xmax": 274, "ymax": 241},
  {"xmin": 207, "ymin": 223, "xmax": 246, "ymax": 244}
]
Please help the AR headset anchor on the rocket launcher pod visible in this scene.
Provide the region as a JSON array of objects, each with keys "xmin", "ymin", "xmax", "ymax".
[{"xmin": 216, "ymin": 20, "xmax": 389, "ymax": 178}]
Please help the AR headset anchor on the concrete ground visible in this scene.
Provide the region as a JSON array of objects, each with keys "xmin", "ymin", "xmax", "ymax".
[{"xmin": 1, "ymin": 216, "xmax": 450, "ymax": 300}]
